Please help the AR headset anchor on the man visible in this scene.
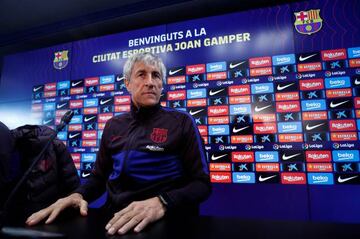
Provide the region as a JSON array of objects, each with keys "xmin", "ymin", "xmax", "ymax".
[
  {"xmin": 26, "ymin": 52, "xmax": 211, "ymax": 235},
  {"xmin": 0, "ymin": 121, "xmax": 18, "ymax": 209},
  {"xmin": 0, "ymin": 122, "xmax": 80, "ymax": 223}
]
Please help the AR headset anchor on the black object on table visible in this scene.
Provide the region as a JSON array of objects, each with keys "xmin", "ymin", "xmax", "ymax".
[{"xmin": 2, "ymin": 208, "xmax": 360, "ymax": 239}]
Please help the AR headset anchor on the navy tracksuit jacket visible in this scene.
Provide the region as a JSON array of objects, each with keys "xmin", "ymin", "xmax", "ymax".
[{"xmin": 76, "ymin": 103, "xmax": 211, "ymax": 214}]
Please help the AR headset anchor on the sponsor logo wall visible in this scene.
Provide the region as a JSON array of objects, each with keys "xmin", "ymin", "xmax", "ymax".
[
  {"xmin": 2, "ymin": 0, "xmax": 360, "ymax": 222},
  {"xmin": 24, "ymin": 0, "xmax": 360, "ymax": 187},
  {"xmin": 31, "ymin": 46, "xmax": 360, "ymax": 185}
]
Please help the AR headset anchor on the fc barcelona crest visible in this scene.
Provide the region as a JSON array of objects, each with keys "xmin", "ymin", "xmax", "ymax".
[
  {"xmin": 150, "ymin": 128, "xmax": 168, "ymax": 143},
  {"xmin": 53, "ymin": 50, "xmax": 69, "ymax": 70},
  {"xmin": 294, "ymin": 9, "xmax": 323, "ymax": 35}
]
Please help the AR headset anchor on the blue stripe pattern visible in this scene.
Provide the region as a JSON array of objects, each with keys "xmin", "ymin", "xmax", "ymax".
[{"xmin": 110, "ymin": 150, "xmax": 183, "ymax": 183}]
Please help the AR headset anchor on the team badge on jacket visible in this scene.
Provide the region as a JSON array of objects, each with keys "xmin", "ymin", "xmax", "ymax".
[{"xmin": 151, "ymin": 128, "xmax": 168, "ymax": 143}]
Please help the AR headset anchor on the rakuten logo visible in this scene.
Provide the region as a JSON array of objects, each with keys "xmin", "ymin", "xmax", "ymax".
[
  {"xmin": 322, "ymin": 49, "xmax": 347, "ymax": 61},
  {"xmin": 210, "ymin": 172, "xmax": 231, "ymax": 183},
  {"xmin": 186, "ymin": 64, "xmax": 205, "ymax": 74}
]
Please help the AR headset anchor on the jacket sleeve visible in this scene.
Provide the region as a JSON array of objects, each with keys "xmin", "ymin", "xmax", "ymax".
[
  {"xmin": 74, "ymin": 119, "xmax": 114, "ymax": 202},
  {"xmin": 160, "ymin": 113, "xmax": 211, "ymax": 210}
]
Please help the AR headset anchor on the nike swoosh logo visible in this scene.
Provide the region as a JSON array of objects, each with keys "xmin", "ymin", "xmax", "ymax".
[
  {"xmin": 233, "ymin": 126, "xmax": 250, "ymax": 133},
  {"xmin": 43, "ymin": 119, "xmax": 53, "ymax": 124},
  {"xmin": 72, "ymin": 81, "xmax": 82, "ymax": 87},
  {"xmin": 56, "ymin": 103, "xmax": 67, "ymax": 109},
  {"xmin": 169, "ymin": 68, "xmax": 183, "ymax": 76},
  {"xmin": 254, "ymin": 105, "xmax": 272, "ymax": 112},
  {"xmin": 299, "ymin": 53, "xmax": 317, "ymax": 62},
  {"xmin": 84, "ymin": 116, "xmax": 96, "ymax": 122},
  {"xmin": 355, "ymin": 79, "xmax": 360, "ymax": 85},
  {"xmin": 338, "ymin": 175, "xmax": 358, "ymax": 183},
  {"xmin": 189, "ymin": 109, "xmax": 204, "ymax": 116},
  {"xmin": 229, "ymin": 61, "xmax": 245, "ymax": 69},
  {"xmin": 116, "ymin": 76, "xmax": 125, "ymax": 81},
  {"xmin": 69, "ymin": 133, "xmax": 80, "ymax": 139},
  {"xmin": 282, "ymin": 153, "xmax": 301, "ymax": 161},
  {"xmin": 259, "ymin": 175, "xmax": 277, "ymax": 182},
  {"xmin": 100, "ymin": 99, "xmax": 112, "ymax": 105},
  {"xmin": 211, "ymin": 154, "xmax": 227, "ymax": 161},
  {"xmin": 306, "ymin": 123, "xmax": 325, "ymax": 131},
  {"xmin": 82, "ymin": 172, "xmax": 91, "ymax": 178},
  {"xmin": 33, "ymin": 86, "xmax": 43, "ymax": 92},
  {"xmin": 277, "ymin": 82, "xmax": 295, "ymax": 91},
  {"xmin": 330, "ymin": 100, "xmax": 349, "ymax": 108},
  {"xmin": 209, "ymin": 89, "xmax": 225, "ymax": 96}
]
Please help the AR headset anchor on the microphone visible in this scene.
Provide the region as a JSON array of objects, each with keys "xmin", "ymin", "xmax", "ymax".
[
  {"xmin": 0, "ymin": 110, "xmax": 73, "ymax": 238},
  {"xmin": 57, "ymin": 110, "xmax": 74, "ymax": 131}
]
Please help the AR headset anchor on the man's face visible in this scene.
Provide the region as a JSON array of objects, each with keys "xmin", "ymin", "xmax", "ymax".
[{"xmin": 125, "ymin": 61, "xmax": 163, "ymax": 108}]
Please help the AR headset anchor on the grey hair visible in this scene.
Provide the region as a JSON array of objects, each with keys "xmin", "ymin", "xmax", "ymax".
[{"xmin": 123, "ymin": 52, "xmax": 166, "ymax": 83}]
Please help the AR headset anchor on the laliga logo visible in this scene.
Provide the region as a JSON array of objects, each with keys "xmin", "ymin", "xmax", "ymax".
[
  {"xmin": 333, "ymin": 143, "xmax": 340, "ymax": 149},
  {"xmin": 245, "ymin": 144, "xmax": 251, "ymax": 151},
  {"xmin": 53, "ymin": 50, "xmax": 69, "ymax": 70},
  {"xmin": 296, "ymin": 73, "xmax": 302, "ymax": 79},
  {"xmin": 268, "ymin": 76, "xmax": 274, "ymax": 82},
  {"xmin": 356, "ymin": 69, "xmax": 360, "ymax": 74},
  {"xmin": 325, "ymin": 71, "xmax": 331, "ymax": 77},
  {"xmin": 242, "ymin": 78, "xmax": 248, "ymax": 84},
  {"xmin": 273, "ymin": 144, "xmax": 279, "ymax": 150},
  {"xmin": 216, "ymin": 81, "xmax": 222, "ymax": 86},
  {"xmin": 219, "ymin": 145, "xmax": 225, "ymax": 151},
  {"xmin": 302, "ymin": 143, "xmax": 309, "ymax": 149},
  {"xmin": 193, "ymin": 83, "xmax": 198, "ymax": 88}
]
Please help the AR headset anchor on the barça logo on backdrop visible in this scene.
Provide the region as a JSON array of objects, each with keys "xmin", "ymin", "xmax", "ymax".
[
  {"xmin": 53, "ymin": 50, "xmax": 69, "ymax": 70},
  {"xmin": 294, "ymin": 9, "xmax": 322, "ymax": 35},
  {"xmin": 150, "ymin": 128, "xmax": 168, "ymax": 143}
]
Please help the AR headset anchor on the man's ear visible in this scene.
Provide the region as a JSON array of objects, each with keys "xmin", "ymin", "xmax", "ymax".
[{"xmin": 125, "ymin": 78, "xmax": 131, "ymax": 93}]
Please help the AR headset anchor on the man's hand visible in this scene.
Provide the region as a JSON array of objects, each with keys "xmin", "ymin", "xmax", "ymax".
[
  {"xmin": 26, "ymin": 193, "xmax": 88, "ymax": 226},
  {"xmin": 105, "ymin": 197, "xmax": 166, "ymax": 235}
]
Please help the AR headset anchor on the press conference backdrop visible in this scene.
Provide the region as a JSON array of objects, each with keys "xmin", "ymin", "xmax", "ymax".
[{"xmin": 1, "ymin": 0, "xmax": 360, "ymax": 223}]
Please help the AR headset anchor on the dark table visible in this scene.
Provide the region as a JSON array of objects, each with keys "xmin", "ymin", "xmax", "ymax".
[{"xmin": 2, "ymin": 208, "xmax": 360, "ymax": 239}]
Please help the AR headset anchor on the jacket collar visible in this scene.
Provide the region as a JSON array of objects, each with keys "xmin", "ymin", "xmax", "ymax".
[{"xmin": 130, "ymin": 101, "xmax": 161, "ymax": 120}]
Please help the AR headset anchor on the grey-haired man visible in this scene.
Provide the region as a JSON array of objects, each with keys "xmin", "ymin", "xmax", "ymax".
[{"xmin": 26, "ymin": 52, "xmax": 211, "ymax": 235}]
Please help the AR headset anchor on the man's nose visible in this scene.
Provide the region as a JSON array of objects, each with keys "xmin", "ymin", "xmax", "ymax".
[{"xmin": 144, "ymin": 74, "xmax": 156, "ymax": 86}]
